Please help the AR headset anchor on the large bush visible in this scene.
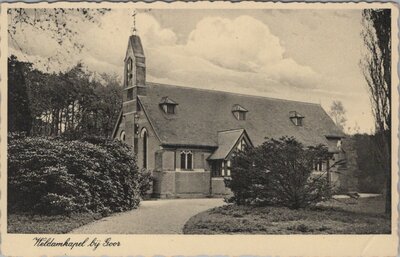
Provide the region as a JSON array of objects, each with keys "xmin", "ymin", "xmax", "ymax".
[
  {"xmin": 8, "ymin": 133, "xmax": 151, "ymax": 215},
  {"xmin": 226, "ymin": 137, "xmax": 333, "ymax": 209}
]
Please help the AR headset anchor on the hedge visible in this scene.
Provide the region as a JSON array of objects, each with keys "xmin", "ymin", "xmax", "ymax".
[{"xmin": 8, "ymin": 133, "xmax": 151, "ymax": 216}]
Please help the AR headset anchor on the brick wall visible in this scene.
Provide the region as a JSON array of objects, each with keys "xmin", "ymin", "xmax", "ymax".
[
  {"xmin": 152, "ymin": 149, "xmax": 213, "ymax": 198},
  {"xmin": 175, "ymin": 171, "xmax": 210, "ymax": 195},
  {"xmin": 153, "ymin": 171, "xmax": 176, "ymax": 198},
  {"xmin": 211, "ymin": 178, "xmax": 232, "ymax": 196}
]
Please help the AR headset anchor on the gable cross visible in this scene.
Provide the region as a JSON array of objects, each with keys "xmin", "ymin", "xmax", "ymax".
[{"xmin": 132, "ymin": 10, "xmax": 137, "ymax": 35}]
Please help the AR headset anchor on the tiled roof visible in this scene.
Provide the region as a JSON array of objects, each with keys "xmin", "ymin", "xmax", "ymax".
[
  {"xmin": 129, "ymin": 35, "xmax": 145, "ymax": 58},
  {"xmin": 138, "ymin": 82, "xmax": 345, "ymax": 149},
  {"xmin": 159, "ymin": 96, "xmax": 178, "ymax": 105},
  {"xmin": 209, "ymin": 129, "xmax": 245, "ymax": 160}
]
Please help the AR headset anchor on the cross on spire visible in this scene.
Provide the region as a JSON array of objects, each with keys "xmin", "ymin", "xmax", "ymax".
[{"xmin": 131, "ymin": 10, "xmax": 137, "ymax": 35}]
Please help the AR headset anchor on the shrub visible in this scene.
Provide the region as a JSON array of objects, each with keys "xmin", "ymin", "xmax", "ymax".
[
  {"xmin": 137, "ymin": 169, "xmax": 153, "ymax": 197},
  {"xmin": 8, "ymin": 133, "xmax": 151, "ymax": 215},
  {"xmin": 226, "ymin": 137, "xmax": 333, "ymax": 209}
]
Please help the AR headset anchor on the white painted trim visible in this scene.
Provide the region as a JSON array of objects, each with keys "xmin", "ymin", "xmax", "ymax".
[
  {"xmin": 123, "ymin": 86, "xmax": 135, "ymax": 90},
  {"xmin": 123, "ymin": 99, "xmax": 136, "ymax": 105},
  {"xmin": 179, "ymin": 150, "xmax": 193, "ymax": 170},
  {"xmin": 140, "ymin": 127, "xmax": 148, "ymax": 138},
  {"xmin": 175, "ymin": 168, "xmax": 206, "ymax": 173},
  {"xmin": 212, "ymin": 177, "xmax": 225, "ymax": 181},
  {"xmin": 120, "ymin": 131, "xmax": 126, "ymax": 141},
  {"xmin": 124, "ymin": 111, "xmax": 136, "ymax": 116},
  {"xmin": 123, "ymin": 85, "xmax": 146, "ymax": 91}
]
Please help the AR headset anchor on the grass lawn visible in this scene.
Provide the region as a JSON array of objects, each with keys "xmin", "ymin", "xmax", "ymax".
[
  {"xmin": 183, "ymin": 196, "xmax": 390, "ymax": 234},
  {"xmin": 8, "ymin": 212, "xmax": 102, "ymax": 234}
]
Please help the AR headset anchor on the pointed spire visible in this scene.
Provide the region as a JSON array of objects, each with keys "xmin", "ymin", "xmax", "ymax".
[{"xmin": 131, "ymin": 10, "xmax": 137, "ymax": 35}]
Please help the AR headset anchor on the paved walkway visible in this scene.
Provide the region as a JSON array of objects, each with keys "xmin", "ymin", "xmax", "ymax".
[{"xmin": 71, "ymin": 198, "xmax": 225, "ymax": 234}]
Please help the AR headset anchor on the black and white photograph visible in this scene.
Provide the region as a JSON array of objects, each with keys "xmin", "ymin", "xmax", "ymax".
[{"xmin": 1, "ymin": 2, "xmax": 398, "ymax": 256}]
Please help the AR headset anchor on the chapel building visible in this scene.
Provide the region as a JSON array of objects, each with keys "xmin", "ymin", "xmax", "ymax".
[{"xmin": 113, "ymin": 34, "xmax": 347, "ymax": 198}]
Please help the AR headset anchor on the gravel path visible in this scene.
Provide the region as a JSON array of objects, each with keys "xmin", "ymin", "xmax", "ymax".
[{"xmin": 71, "ymin": 198, "xmax": 225, "ymax": 234}]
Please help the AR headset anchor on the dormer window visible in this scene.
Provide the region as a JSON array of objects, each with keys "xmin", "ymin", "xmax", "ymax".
[
  {"xmin": 289, "ymin": 111, "xmax": 304, "ymax": 126},
  {"xmin": 166, "ymin": 105, "xmax": 175, "ymax": 114},
  {"xmin": 160, "ymin": 96, "xmax": 178, "ymax": 114},
  {"xmin": 232, "ymin": 104, "xmax": 248, "ymax": 120}
]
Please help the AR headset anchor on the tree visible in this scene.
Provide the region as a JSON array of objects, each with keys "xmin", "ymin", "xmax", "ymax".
[
  {"xmin": 8, "ymin": 55, "xmax": 123, "ymax": 138},
  {"xmin": 226, "ymin": 137, "xmax": 333, "ymax": 209},
  {"xmin": 360, "ymin": 9, "xmax": 391, "ymax": 214},
  {"xmin": 8, "ymin": 8, "xmax": 110, "ymax": 72},
  {"xmin": 93, "ymin": 73, "xmax": 123, "ymax": 137},
  {"xmin": 329, "ymin": 100, "xmax": 347, "ymax": 132},
  {"xmin": 8, "ymin": 55, "xmax": 32, "ymax": 134},
  {"xmin": 7, "ymin": 9, "xmax": 123, "ymax": 137},
  {"xmin": 8, "ymin": 8, "xmax": 110, "ymax": 52},
  {"xmin": 352, "ymin": 134, "xmax": 386, "ymax": 193},
  {"xmin": 347, "ymin": 121, "xmax": 361, "ymax": 135}
]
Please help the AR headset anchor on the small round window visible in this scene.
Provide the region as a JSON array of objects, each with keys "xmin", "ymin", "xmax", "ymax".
[{"xmin": 120, "ymin": 131, "xmax": 126, "ymax": 142}]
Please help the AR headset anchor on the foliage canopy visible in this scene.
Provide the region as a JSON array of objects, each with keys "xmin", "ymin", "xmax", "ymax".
[
  {"xmin": 226, "ymin": 137, "xmax": 333, "ymax": 209},
  {"xmin": 8, "ymin": 55, "xmax": 122, "ymax": 138},
  {"xmin": 8, "ymin": 133, "xmax": 151, "ymax": 215}
]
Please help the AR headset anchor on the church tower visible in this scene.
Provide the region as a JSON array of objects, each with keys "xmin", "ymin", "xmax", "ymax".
[
  {"xmin": 123, "ymin": 34, "xmax": 146, "ymax": 99},
  {"xmin": 121, "ymin": 14, "xmax": 146, "ymax": 154}
]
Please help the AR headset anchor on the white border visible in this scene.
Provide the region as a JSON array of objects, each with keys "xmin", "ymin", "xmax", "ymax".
[{"xmin": 0, "ymin": 2, "xmax": 398, "ymax": 256}]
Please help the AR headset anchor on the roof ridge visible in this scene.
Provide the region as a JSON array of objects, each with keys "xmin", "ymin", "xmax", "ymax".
[
  {"xmin": 145, "ymin": 81, "xmax": 321, "ymax": 106},
  {"xmin": 218, "ymin": 128, "xmax": 245, "ymax": 134}
]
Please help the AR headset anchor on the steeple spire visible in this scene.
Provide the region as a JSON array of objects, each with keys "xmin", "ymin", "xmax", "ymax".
[{"xmin": 131, "ymin": 10, "xmax": 137, "ymax": 35}]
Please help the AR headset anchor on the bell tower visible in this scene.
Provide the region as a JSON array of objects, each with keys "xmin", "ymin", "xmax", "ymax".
[
  {"xmin": 121, "ymin": 11, "xmax": 146, "ymax": 153},
  {"xmin": 123, "ymin": 35, "xmax": 146, "ymax": 100},
  {"xmin": 123, "ymin": 10, "xmax": 146, "ymax": 101}
]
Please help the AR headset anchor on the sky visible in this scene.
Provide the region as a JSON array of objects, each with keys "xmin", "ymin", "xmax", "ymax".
[{"xmin": 8, "ymin": 8, "xmax": 374, "ymax": 134}]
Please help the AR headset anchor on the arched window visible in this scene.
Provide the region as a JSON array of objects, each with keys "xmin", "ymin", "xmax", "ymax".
[
  {"xmin": 141, "ymin": 128, "xmax": 148, "ymax": 169},
  {"xmin": 120, "ymin": 131, "xmax": 126, "ymax": 142},
  {"xmin": 180, "ymin": 150, "xmax": 193, "ymax": 170},
  {"xmin": 126, "ymin": 57, "xmax": 133, "ymax": 86}
]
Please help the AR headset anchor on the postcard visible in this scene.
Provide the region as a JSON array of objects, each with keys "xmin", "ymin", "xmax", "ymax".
[{"xmin": 1, "ymin": 1, "xmax": 398, "ymax": 256}]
